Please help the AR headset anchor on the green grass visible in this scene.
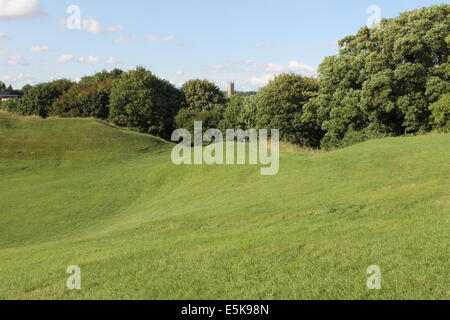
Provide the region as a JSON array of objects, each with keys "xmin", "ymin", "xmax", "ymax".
[{"xmin": 0, "ymin": 111, "xmax": 449, "ymax": 300}]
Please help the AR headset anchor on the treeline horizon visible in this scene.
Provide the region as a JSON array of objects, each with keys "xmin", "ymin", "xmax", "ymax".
[{"xmin": 1, "ymin": 4, "xmax": 449, "ymax": 150}]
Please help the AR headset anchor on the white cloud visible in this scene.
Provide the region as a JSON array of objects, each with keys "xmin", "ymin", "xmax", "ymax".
[
  {"xmin": 246, "ymin": 74, "xmax": 276, "ymax": 85},
  {"xmin": 81, "ymin": 17, "xmax": 124, "ymax": 35},
  {"xmin": 0, "ymin": 73, "xmax": 34, "ymax": 88},
  {"xmin": 265, "ymin": 63, "xmax": 284, "ymax": 72},
  {"xmin": 287, "ymin": 60, "xmax": 317, "ymax": 75},
  {"xmin": 0, "ymin": 48, "xmax": 8, "ymax": 55},
  {"xmin": 0, "ymin": 0, "xmax": 45, "ymax": 20},
  {"xmin": 207, "ymin": 59, "xmax": 317, "ymax": 90},
  {"xmin": 113, "ymin": 33, "xmax": 135, "ymax": 45},
  {"xmin": 326, "ymin": 41, "xmax": 339, "ymax": 47},
  {"xmin": 107, "ymin": 57, "xmax": 117, "ymax": 65},
  {"xmin": 213, "ymin": 64, "xmax": 224, "ymax": 70},
  {"xmin": 30, "ymin": 45, "xmax": 49, "ymax": 52},
  {"xmin": 252, "ymin": 43, "xmax": 265, "ymax": 49},
  {"xmin": 57, "ymin": 54, "xmax": 74, "ymax": 63},
  {"xmin": 176, "ymin": 70, "xmax": 184, "ymax": 76},
  {"xmin": 0, "ymin": 32, "xmax": 11, "ymax": 41},
  {"xmin": 78, "ymin": 56, "xmax": 100, "ymax": 64},
  {"xmin": 146, "ymin": 34, "xmax": 176, "ymax": 43},
  {"xmin": 5, "ymin": 55, "xmax": 28, "ymax": 66},
  {"xmin": 246, "ymin": 60, "xmax": 317, "ymax": 77}
]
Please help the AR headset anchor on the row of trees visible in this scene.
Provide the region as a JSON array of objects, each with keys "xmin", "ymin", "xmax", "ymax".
[
  {"xmin": 178, "ymin": 4, "xmax": 449, "ymax": 149},
  {"xmin": 0, "ymin": 81, "xmax": 13, "ymax": 93},
  {"xmin": 2, "ymin": 4, "xmax": 449, "ymax": 149}
]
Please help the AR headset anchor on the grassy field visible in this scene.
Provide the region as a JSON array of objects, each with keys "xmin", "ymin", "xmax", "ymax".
[{"xmin": 0, "ymin": 110, "xmax": 449, "ymax": 300}]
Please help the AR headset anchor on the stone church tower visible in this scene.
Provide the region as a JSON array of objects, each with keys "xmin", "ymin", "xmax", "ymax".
[{"xmin": 227, "ymin": 81, "xmax": 235, "ymax": 97}]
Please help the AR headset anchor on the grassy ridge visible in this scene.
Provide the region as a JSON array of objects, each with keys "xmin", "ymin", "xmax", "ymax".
[{"xmin": 0, "ymin": 111, "xmax": 449, "ymax": 299}]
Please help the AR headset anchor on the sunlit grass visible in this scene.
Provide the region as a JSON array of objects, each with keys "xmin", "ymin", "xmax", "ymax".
[{"xmin": 0, "ymin": 112, "xmax": 448, "ymax": 300}]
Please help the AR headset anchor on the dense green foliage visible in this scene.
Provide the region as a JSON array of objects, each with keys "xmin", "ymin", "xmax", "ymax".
[
  {"xmin": 219, "ymin": 95, "xmax": 251, "ymax": 130},
  {"xmin": 0, "ymin": 112, "xmax": 448, "ymax": 299},
  {"xmin": 175, "ymin": 79, "xmax": 226, "ymax": 134},
  {"xmin": 15, "ymin": 79, "xmax": 74, "ymax": 118},
  {"xmin": 0, "ymin": 99, "xmax": 19, "ymax": 113},
  {"xmin": 309, "ymin": 4, "xmax": 450, "ymax": 149},
  {"xmin": 255, "ymin": 74, "xmax": 321, "ymax": 147},
  {"xmin": 51, "ymin": 69, "xmax": 123, "ymax": 119},
  {"xmin": 181, "ymin": 79, "xmax": 226, "ymax": 112},
  {"xmin": 109, "ymin": 67, "xmax": 183, "ymax": 139},
  {"xmin": 429, "ymin": 93, "xmax": 450, "ymax": 130}
]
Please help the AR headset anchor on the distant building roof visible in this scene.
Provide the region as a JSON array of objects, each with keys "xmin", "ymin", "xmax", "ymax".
[{"xmin": 0, "ymin": 91, "xmax": 18, "ymax": 98}]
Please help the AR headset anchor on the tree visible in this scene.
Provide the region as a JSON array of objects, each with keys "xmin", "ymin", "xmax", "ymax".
[
  {"xmin": 429, "ymin": 93, "xmax": 450, "ymax": 131},
  {"xmin": 22, "ymin": 84, "xmax": 32, "ymax": 94},
  {"xmin": 175, "ymin": 105, "xmax": 225, "ymax": 138},
  {"xmin": 175, "ymin": 79, "xmax": 226, "ymax": 135},
  {"xmin": 51, "ymin": 69, "xmax": 123, "ymax": 119},
  {"xmin": 219, "ymin": 95, "xmax": 247, "ymax": 130},
  {"xmin": 181, "ymin": 79, "xmax": 225, "ymax": 112},
  {"xmin": 109, "ymin": 67, "xmax": 182, "ymax": 138},
  {"xmin": 1, "ymin": 99, "xmax": 18, "ymax": 113},
  {"xmin": 16, "ymin": 79, "xmax": 73, "ymax": 118},
  {"xmin": 255, "ymin": 74, "xmax": 320, "ymax": 147},
  {"xmin": 219, "ymin": 94, "xmax": 258, "ymax": 132},
  {"xmin": 313, "ymin": 4, "xmax": 450, "ymax": 149}
]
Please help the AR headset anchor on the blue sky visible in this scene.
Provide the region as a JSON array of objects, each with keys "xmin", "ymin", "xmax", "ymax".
[{"xmin": 0, "ymin": 0, "xmax": 446, "ymax": 90}]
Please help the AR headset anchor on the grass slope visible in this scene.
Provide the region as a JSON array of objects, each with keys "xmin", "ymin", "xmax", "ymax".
[{"xmin": 0, "ymin": 111, "xmax": 449, "ymax": 300}]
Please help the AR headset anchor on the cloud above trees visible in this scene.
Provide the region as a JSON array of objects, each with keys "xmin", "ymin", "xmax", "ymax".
[{"xmin": 0, "ymin": 0, "xmax": 45, "ymax": 20}]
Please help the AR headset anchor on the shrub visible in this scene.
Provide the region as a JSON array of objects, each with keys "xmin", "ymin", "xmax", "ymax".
[{"xmin": 1, "ymin": 99, "xmax": 19, "ymax": 113}]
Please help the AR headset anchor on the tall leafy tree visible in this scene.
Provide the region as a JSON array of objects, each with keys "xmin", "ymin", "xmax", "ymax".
[
  {"xmin": 310, "ymin": 4, "xmax": 450, "ymax": 149},
  {"xmin": 181, "ymin": 79, "xmax": 225, "ymax": 112},
  {"xmin": 255, "ymin": 74, "xmax": 320, "ymax": 147},
  {"xmin": 176, "ymin": 79, "xmax": 226, "ymax": 134},
  {"xmin": 109, "ymin": 67, "xmax": 182, "ymax": 138}
]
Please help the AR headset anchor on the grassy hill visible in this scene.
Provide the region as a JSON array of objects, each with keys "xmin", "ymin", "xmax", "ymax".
[{"xmin": 0, "ymin": 111, "xmax": 448, "ymax": 300}]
